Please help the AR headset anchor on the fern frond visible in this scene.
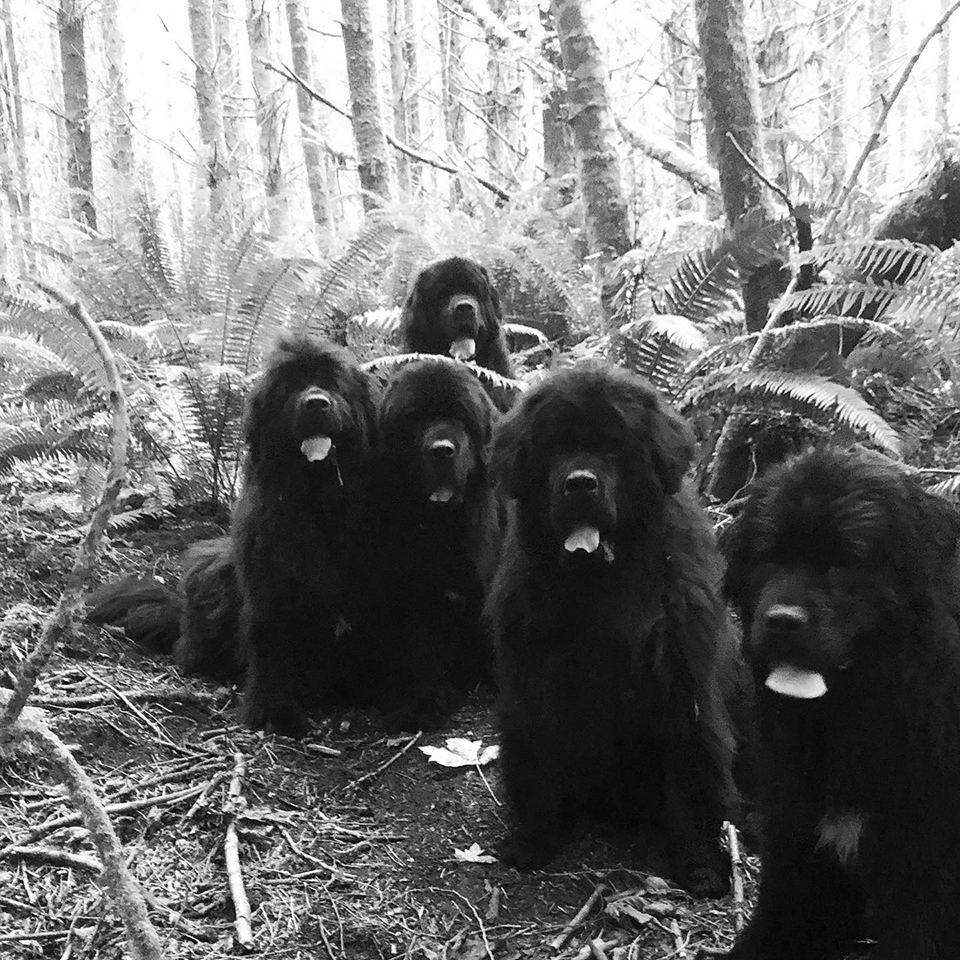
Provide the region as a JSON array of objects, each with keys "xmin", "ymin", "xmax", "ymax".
[
  {"xmin": 732, "ymin": 370, "xmax": 901, "ymax": 454},
  {"xmin": 620, "ymin": 314, "xmax": 708, "ymax": 352},
  {"xmin": 504, "ymin": 322, "xmax": 548, "ymax": 343},
  {"xmin": 656, "ymin": 245, "xmax": 741, "ymax": 322},
  {"xmin": 796, "ymin": 239, "xmax": 938, "ymax": 282},
  {"xmin": 779, "ymin": 282, "xmax": 901, "ymax": 319},
  {"xmin": 350, "ymin": 307, "xmax": 402, "ymax": 334},
  {"xmin": 361, "ymin": 352, "xmax": 527, "ymax": 393},
  {"xmin": 926, "ymin": 473, "xmax": 960, "ymax": 502}
]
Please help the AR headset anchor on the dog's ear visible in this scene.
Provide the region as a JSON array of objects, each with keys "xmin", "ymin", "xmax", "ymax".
[{"xmin": 648, "ymin": 400, "xmax": 695, "ymax": 495}]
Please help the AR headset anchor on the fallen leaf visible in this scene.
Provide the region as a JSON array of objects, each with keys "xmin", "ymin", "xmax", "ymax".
[
  {"xmin": 454, "ymin": 843, "xmax": 497, "ymax": 863},
  {"xmin": 419, "ymin": 737, "xmax": 500, "ymax": 768}
]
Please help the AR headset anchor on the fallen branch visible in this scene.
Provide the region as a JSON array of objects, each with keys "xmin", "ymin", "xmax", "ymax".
[
  {"xmin": 549, "ymin": 883, "xmax": 607, "ymax": 950},
  {"xmin": 3, "ymin": 696, "xmax": 162, "ymax": 960},
  {"xmin": 5, "ymin": 845, "xmax": 102, "ymax": 872},
  {"xmin": 343, "ymin": 732, "xmax": 422, "ymax": 794},
  {"xmin": 223, "ymin": 752, "xmax": 255, "ymax": 952},
  {"xmin": 726, "ymin": 821, "xmax": 745, "ymax": 933}
]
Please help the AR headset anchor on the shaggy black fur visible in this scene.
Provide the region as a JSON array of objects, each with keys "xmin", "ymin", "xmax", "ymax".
[
  {"xmin": 232, "ymin": 335, "xmax": 378, "ymax": 738},
  {"xmin": 175, "ymin": 536, "xmax": 243, "ymax": 678},
  {"xmin": 368, "ymin": 359, "xmax": 500, "ymax": 730},
  {"xmin": 86, "ymin": 536, "xmax": 242, "ymax": 679},
  {"xmin": 401, "ymin": 257, "xmax": 515, "ymax": 407},
  {"xmin": 721, "ymin": 447, "xmax": 960, "ymax": 960},
  {"xmin": 86, "ymin": 576, "xmax": 180, "ymax": 653},
  {"xmin": 486, "ymin": 363, "xmax": 737, "ymax": 896}
]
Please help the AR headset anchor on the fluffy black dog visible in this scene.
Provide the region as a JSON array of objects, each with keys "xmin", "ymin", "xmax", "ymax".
[
  {"xmin": 87, "ymin": 536, "xmax": 242, "ymax": 679},
  {"xmin": 721, "ymin": 448, "xmax": 960, "ymax": 960},
  {"xmin": 401, "ymin": 257, "xmax": 515, "ymax": 407},
  {"xmin": 368, "ymin": 359, "xmax": 500, "ymax": 729},
  {"xmin": 486, "ymin": 364, "xmax": 737, "ymax": 895},
  {"xmin": 232, "ymin": 335, "xmax": 378, "ymax": 737}
]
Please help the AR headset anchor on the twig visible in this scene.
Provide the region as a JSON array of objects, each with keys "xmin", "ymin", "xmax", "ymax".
[
  {"xmin": 343, "ymin": 732, "xmax": 422, "ymax": 793},
  {"xmin": 223, "ymin": 752, "xmax": 255, "ymax": 952},
  {"xmin": 572, "ymin": 939, "xmax": 619, "ymax": 960},
  {"xmin": 141, "ymin": 886, "xmax": 218, "ymax": 942},
  {"xmin": 668, "ymin": 918, "xmax": 689, "ymax": 958},
  {"xmin": 317, "ymin": 916, "xmax": 337, "ymax": 959},
  {"xmin": 280, "ymin": 826, "xmax": 353, "ymax": 880},
  {"xmin": 261, "ymin": 59, "xmax": 511, "ymax": 202},
  {"xmin": 4, "ymin": 698, "xmax": 162, "ymax": 960},
  {"xmin": 0, "ymin": 930, "xmax": 71, "ymax": 942},
  {"xmin": 5, "ymin": 782, "xmax": 211, "ymax": 851},
  {"xmin": 587, "ymin": 938, "xmax": 611, "ymax": 960},
  {"xmin": 180, "ymin": 770, "xmax": 230, "ymax": 824},
  {"xmin": 726, "ymin": 821, "xmax": 745, "ymax": 933},
  {"xmin": 549, "ymin": 883, "xmax": 607, "ymax": 950},
  {"xmin": 5, "ymin": 845, "xmax": 102, "ymax": 872},
  {"xmin": 1, "ymin": 284, "xmax": 128, "ymax": 728}
]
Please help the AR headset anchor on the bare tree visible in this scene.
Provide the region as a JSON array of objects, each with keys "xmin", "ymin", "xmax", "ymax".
[
  {"xmin": 246, "ymin": 0, "xmax": 290, "ymax": 236},
  {"xmin": 0, "ymin": 0, "xmax": 30, "ymax": 271},
  {"xmin": 485, "ymin": 0, "xmax": 523, "ymax": 188},
  {"xmin": 549, "ymin": 0, "xmax": 631, "ymax": 268},
  {"xmin": 938, "ymin": 0, "xmax": 951, "ymax": 127},
  {"xmin": 340, "ymin": 0, "xmax": 394, "ymax": 210},
  {"xmin": 695, "ymin": 0, "xmax": 778, "ymax": 332},
  {"xmin": 439, "ymin": 1, "xmax": 467, "ymax": 202},
  {"xmin": 868, "ymin": 0, "xmax": 892, "ymax": 181},
  {"xmin": 59, "ymin": 0, "xmax": 96, "ymax": 229},
  {"xmin": 285, "ymin": 0, "xmax": 330, "ymax": 230},
  {"xmin": 188, "ymin": 0, "xmax": 231, "ymax": 212},
  {"xmin": 389, "ymin": 0, "xmax": 421, "ymax": 193},
  {"xmin": 98, "ymin": 0, "xmax": 135, "ymax": 237}
]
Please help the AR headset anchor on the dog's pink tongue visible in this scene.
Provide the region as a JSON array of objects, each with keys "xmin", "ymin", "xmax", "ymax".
[
  {"xmin": 429, "ymin": 486, "xmax": 455, "ymax": 503},
  {"xmin": 449, "ymin": 337, "xmax": 476, "ymax": 361},
  {"xmin": 564, "ymin": 525, "xmax": 600, "ymax": 553},
  {"xmin": 301, "ymin": 435, "xmax": 333, "ymax": 462},
  {"xmin": 765, "ymin": 664, "xmax": 827, "ymax": 699}
]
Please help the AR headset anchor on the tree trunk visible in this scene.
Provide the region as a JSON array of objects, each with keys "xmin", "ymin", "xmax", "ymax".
[
  {"xmin": 541, "ymin": 5, "xmax": 574, "ymax": 179},
  {"xmin": 439, "ymin": 0, "xmax": 467, "ymax": 203},
  {"xmin": 695, "ymin": 0, "xmax": 778, "ymax": 333},
  {"xmin": 59, "ymin": 0, "xmax": 96, "ymax": 230},
  {"xmin": 246, "ymin": 0, "xmax": 290, "ymax": 236},
  {"xmin": 340, "ymin": 0, "xmax": 393, "ymax": 210},
  {"xmin": 216, "ymin": 0, "xmax": 243, "ymax": 167},
  {"xmin": 98, "ymin": 0, "xmax": 134, "ymax": 239},
  {"xmin": 816, "ymin": 0, "xmax": 845, "ymax": 189},
  {"xmin": 0, "ymin": 0, "xmax": 31, "ymax": 271},
  {"xmin": 664, "ymin": 2, "xmax": 696, "ymax": 211},
  {"xmin": 549, "ymin": 0, "xmax": 631, "ymax": 269},
  {"xmin": 868, "ymin": 0, "xmax": 892, "ymax": 182},
  {"xmin": 485, "ymin": 0, "xmax": 522, "ymax": 189},
  {"xmin": 938, "ymin": 0, "xmax": 951, "ymax": 128},
  {"xmin": 187, "ymin": 0, "xmax": 230, "ymax": 213},
  {"xmin": 285, "ymin": 0, "xmax": 330, "ymax": 231},
  {"xmin": 388, "ymin": 0, "xmax": 421, "ymax": 193}
]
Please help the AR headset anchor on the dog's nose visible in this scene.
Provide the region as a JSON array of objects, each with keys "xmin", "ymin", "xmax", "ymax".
[
  {"xmin": 302, "ymin": 390, "xmax": 331, "ymax": 410},
  {"xmin": 763, "ymin": 604, "xmax": 809, "ymax": 635},
  {"xmin": 429, "ymin": 439, "xmax": 456, "ymax": 460},
  {"xmin": 564, "ymin": 469, "xmax": 599, "ymax": 495}
]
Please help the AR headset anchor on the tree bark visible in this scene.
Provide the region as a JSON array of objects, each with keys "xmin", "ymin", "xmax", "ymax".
[
  {"xmin": 98, "ymin": 0, "xmax": 135, "ymax": 238},
  {"xmin": 246, "ymin": 0, "xmax": 290, "ymax": 236},
  {"xmin": 549, "ymin": 0, "xmax": 631, "ymax": 268},
  {"xmin": 485, "ymin": 0, "xmax": 522, "ymax": 189},
  {"xmin": 438, "ymin": 0, "xmax": 467, "ymax": 203},
  {"xmin": 59, "ymin": 0, "xmax": 96, "ymax": 230},
  {"xmin": 695, "ymin": 0, "xmax": 778, "ymax": 333},
  {"xmin": 340, "ymin": 0, "xmax": 393, "ymax": 210},
  {"xmin": 187, "ymin": 0, "xmax": 230, "ymax": 213},
  {"xmin": 285, "ymin": 0, "xmax": 330, "ymax": 230},
  {"xmin": 0, "ymin": 0, "xmax": 30, "ymax": 271},
  {"xmin": 938, "ymin": 0, "xmax": 951, "ymax": 127},
  {"xmin": 868, "ymin": 0, "xmax": 892, "ymax": 181}
]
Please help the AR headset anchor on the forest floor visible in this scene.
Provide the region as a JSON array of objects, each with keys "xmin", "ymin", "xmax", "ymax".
[{"xmin": 0, "ymin": 490, "xmax": 877, "ymax": 960}]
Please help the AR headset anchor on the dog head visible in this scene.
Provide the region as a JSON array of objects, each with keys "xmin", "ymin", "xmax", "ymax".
[
  {"xmin": 492, "ymin": 364, "xmax": 695, "ymax": 566},
  {"xmin": 244, "ymin": 335, "xmax": 377, "ymax": 468},
  {"xmin": 722, "ymin": 448, "xmax": 960, "ymax": 700},
  {"xmin": 402, "ymin": 257, "xmax": 504, "ymax": 364},
  {"xmin": 377, "ymin": 359, "xmax": 496, "ymax": 507}
]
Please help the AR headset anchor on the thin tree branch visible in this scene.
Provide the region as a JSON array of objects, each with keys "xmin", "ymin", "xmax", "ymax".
[{"xmin": 261, "ymin": 58, "xmax": 511, "ymax": 202}]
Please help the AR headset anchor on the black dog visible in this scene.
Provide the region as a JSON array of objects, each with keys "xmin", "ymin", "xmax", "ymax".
[
  {"xmin": 87, "ymin": 536, "xmax": 242, "ymax": 680},
  {"xmin": 486, "ymin": 363, "xmax": 737, "ymax": 896},
  {"xmin": 368, "ymin": 359, "xmax": 500, "ymax": 729},
  {"xmin": 401, "ymin": 257, "xmax": 516, "ymax": 408},
  {"xmin": 721, "ymin": 447, "xmax": 960, "ymax": 959},
  {"xmin": 232, "ymin": 335, "xmax": 378, "ymax": 737}
]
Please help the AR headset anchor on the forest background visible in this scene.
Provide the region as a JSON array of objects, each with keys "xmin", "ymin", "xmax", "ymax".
[{"xmin": 0, "ymin": 1, "xmax": 959, "ymax": 958}]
